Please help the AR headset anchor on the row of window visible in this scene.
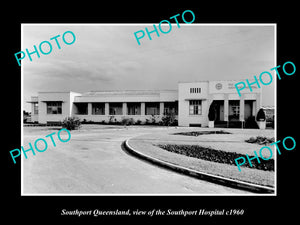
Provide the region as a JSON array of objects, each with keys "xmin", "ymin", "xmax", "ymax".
[
  {"xmin": 42, "ymin": 101, "xmax": 245, "ymax": 118},
  {"xmin": 190, "ymin": 87, "xmax": 201, "ymax": 93},
  {"xmin": 92, "ymin": 102, "xmax": 178, "ymax": 116},
  {"xmin": 92, "ymin": 102, "xmax": 202, "ymax": 116},
  {"xmin": 41, "ymin": 101, "xmax": 204, "ymax": 116},
  {"xmin": 45, "ymin": 102, "xmax": 179, "ymax": 115}
]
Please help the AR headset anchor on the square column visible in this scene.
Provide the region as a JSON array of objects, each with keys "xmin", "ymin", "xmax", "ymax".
[
  {"xmin": 105, "ymin": 103, "xmax": 109, "ymax": 115},
  {"xmin": 159, "ymin": 102, "xmax": 164, "ymax": 116},
  {"xmin": 252, "ymin": 100, "xmax": 257, "ymax": 117},
  {"xmin": 141, "ymin": 102, "xmax": 145, "ymax": 115},
  {"xmin": 239, "ymin": 95, "xmax": 245, "ymax": 121},
  {"xmin": 224, "ymin": 95, "xmax": 229, "ymax": 121},
  {"xmin": 88, "ymin": 103, "xmax": 92, "ymax": 115},
  {"xmin": 122, "ymin": 102, "xmax": 127, "ymax": 115},
  {"xmin": 256, "ymin": 94, "xmax": 261, "ymax": 112}
]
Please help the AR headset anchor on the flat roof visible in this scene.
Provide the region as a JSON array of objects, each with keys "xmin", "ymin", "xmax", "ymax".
[
  {"xmin": 80, "ymin": 90, "xmax": 177, "ymax": 96},
  {"xmin": 38, "ymin": 91, "xmax": 81, "ymax": 94}
]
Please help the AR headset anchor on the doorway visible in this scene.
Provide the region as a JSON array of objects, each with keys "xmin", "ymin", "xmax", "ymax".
[{"xmin": 244, "ymin": 100, "xmax": 254, "ymax": 120}]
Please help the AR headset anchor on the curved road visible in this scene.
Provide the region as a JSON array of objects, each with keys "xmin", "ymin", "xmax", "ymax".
[{"xmin": 22, "ymin": 125, "xmax": 250, "ymax": 195}]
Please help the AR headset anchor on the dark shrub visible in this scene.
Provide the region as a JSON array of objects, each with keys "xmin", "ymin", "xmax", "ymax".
[
  {"xmin": 62, "ymin": 116, "xmax": 81, "ymax": 130},
  {"xmin": 108, "ymin": 116, "xmax": 119, "ymax": 124},
  {"xmin": 128, "ymin": 118, "xmax": 135, "ymax": 125},
  {"xmin": 245, "ymin": 116, "xmax": 259, "ymax": 129},
  {"xmin": 245, "ymin": 136, "xmax": 275, "ymax": 145},
  {"xmin": 208, "ymin": 102, "xmax": 216, "ymax": 121},
  {"xmin": 256, "ymin": 108, "xmax": 266, "ymax": 121},
  {"xmin": 172, "ymin": 119, "xmax": 178, "ymax": 126},
  {"xmin": 145, "ymin": 115, "xmax": 157, "ymax": 125},
  {"xmin": 121, "ymin": 117, "xmax": 135, "ymax": 126},
  {"xmin": 161, "ymin": 112, "xmax": 176, "ymax": 126},
  {"xmin": 173, "ymin": 130, "xmax": 231, "ymax": 136},
  {"xmin": 121, "ymin": 118, "xmax": 129, "ymax": 125},
  {"xmin": 150, "ymin": 114, "xmax": 157, "ymax": 124}
]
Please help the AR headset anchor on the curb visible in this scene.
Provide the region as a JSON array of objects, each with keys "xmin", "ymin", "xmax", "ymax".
[{"xmin": 123, "ymin": 139, "xmax": 275, "ymax": 194}]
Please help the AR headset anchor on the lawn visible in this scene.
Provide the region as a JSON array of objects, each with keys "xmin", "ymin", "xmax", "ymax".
[{"xmin": 127, "ymin": 128, "xmax": 275, "ymax": 188}]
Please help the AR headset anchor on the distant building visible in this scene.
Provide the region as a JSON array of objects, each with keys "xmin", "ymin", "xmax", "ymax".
[
  {"xmin": 28, "ymin": 80, "xmax": 262, "ymax": 127},
  {"xmin": 262, "ymin": 106, "xmax": 275, "ymax": 121}
]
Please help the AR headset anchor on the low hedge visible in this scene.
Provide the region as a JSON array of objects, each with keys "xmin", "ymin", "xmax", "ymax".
[{"xmin": 157, "ymin": 144, "xmax": 274, "ymax": 171}]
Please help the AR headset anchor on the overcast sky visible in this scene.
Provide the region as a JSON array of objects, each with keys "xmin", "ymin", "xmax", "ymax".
[{"xmin": 22, "ymin": 24, "xmax": 275, "ymax": 112}]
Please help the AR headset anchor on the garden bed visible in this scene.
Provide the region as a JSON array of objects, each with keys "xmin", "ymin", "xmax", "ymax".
[
  {"xmin": 156, "ymin": 144, "xmax": 274, "ymax": 171},
  {"xmin": 173, "ymin": 130, "xmax": 231, "ymax": 136},
  {"xmin": 245, "ymin": 136, "xmax": 275, "ymax": 145}
]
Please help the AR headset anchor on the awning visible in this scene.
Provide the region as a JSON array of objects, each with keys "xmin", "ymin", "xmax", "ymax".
[{"xmin": 26, "ymin": 101, "xmax": 38, "ymax": 103}]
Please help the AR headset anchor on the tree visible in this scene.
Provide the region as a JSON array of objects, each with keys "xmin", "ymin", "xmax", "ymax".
[
  {"xmin": 208, "ymin": 102, "xmax": 216, "ymax": 121},
  {"xmin": 23, "ymin": 110, "xmax": 29, "ymax": 116},
  {"xmin": 256, "ymin": 108, "xmax": 266, "ymax": 121}
]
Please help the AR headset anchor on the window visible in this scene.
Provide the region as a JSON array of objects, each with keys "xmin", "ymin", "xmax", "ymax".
[
  {"xmin": 47, "ymin": 102, "xmax": 62, "ymax": 114},
  {"xmin": 74, "ymin": 103, "xmax": 88, "ymax": 115},
  {"xmin": 164, "ymin": 102, "xmax": 178, "ymax": 115},
  {"xmin": 145, "ymin": 102, "xmax": 160, "ymax": 115},
  {"xmin": 92, "ymin": 103, "xmax": 105, "ymax": 115},
  {"xmin": 229, "ymin": 100, "xmax": 240, "ymax": 120},
  {"xmin": 232, "ymin": 105, "xmax": 240, "ymax": 116},
  {"xmin": 190, "ymin": 88, "xmax": 201, "ymax": 93},
  {"xmin": 109, "ymin": 103, "xmax": 123, "ymax": 115},
  {"xmin": 33, "ymin": 103, "xmax": 38, "ymax": 115},
  {"xmin": 127, "ymin": 103, "xmax": 141, "ymax": 115},
  {"xmin": 189, "ymin": 100, "xmax": 202, "ymax": 115}
]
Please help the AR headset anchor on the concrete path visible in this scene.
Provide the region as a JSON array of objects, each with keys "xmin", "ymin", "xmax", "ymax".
[{"xmin": 22, "ymin": 125, "xmax": 250, "ymax": 195}]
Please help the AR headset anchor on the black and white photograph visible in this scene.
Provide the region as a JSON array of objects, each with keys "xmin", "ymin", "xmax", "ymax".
[{"xmin": 21, "ymin": 24, "xmax": 275, "ymax": 195}]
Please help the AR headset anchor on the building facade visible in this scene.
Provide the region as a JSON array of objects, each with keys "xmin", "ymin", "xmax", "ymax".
[{"xmin": 28, "ymin": 80, "xmax": 262, "ymax": 127}]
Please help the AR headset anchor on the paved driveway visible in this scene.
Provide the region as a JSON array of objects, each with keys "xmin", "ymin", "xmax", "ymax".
[{"xmin": 22, "ymin": 125, "xmax": 250, "ymax": 195}]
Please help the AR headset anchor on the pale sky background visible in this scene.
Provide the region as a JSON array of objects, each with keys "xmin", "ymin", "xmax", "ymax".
[{"xmin": 22, "ymin": 24, "xmax": 275, "ymax": 112}]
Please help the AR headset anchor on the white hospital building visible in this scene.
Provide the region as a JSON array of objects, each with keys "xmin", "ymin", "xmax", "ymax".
[{"xmin": 28, "ymin": 80, "xmax": 261, "ymax": 127}]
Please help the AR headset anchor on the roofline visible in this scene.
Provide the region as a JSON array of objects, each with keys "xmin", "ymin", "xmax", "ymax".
[
  {"xmin": 38, "ymin": 91, "xmax": 82, "ymax": 94},
  {"xmin": 178, "ymin": 80, "xmax": 248, "ymax": 84},
  {"xmin": 86, "ymin": 90, "xmax": 178, "ymax": 92}
]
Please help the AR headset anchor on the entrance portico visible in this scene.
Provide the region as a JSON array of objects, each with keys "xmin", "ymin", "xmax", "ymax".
[
  {"xmin": 178, "ymin": 80, "xmax": 262, "ymax": 127},
  {"xmin": 212, "ymin": 96, "xmax": 259, "ymax": 123}
]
